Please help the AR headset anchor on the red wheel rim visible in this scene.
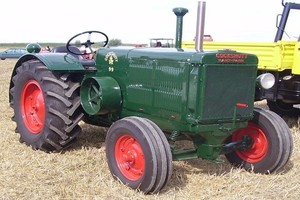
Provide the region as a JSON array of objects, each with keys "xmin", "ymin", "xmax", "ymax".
[
  {"xmin": 21, "ymin": 80, "xmax": 45, "ymax": 134},
  {"xmin": 115, "ymin": 134, "xmax": 145, "ymax": 181},
  {"xmin": 232, "ymin": 123, "xmax": 269, "ymax": 163}
]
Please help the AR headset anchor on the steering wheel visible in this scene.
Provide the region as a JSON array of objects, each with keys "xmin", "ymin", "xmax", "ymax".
[{"xmin": 66, "ymin": 30, "xmax": 109, "ymax": 56}]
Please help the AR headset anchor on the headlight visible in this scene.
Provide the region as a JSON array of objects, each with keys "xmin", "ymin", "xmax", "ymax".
[{"xmin": 256, "ymin": 73, "xmax": 275, "ymax": 89}]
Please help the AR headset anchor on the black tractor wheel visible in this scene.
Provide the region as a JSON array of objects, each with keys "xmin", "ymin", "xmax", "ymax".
[
  {"xmin": 267, "ymin": 100, "xmax": 299, "ymax": 117},
  {"xmin": 10, "ymin": 59, "xmax": 84, "ymax": 151},
  {"xmin": 264, "ymin": 110, "xmax": 293, "ymax": 171},
  {"xmin": 225, "ymin": 107, "xmax": 293, "ymax": 173},
  {"xmin": 105, "ymin": 117, "xmax": 173, "ymax": 194},
  {"xmin": 143, "ymin": 118, "xmax": 173, "ymax": 192}
]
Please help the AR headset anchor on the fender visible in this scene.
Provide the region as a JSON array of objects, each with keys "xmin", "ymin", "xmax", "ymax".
[
  {"xmin": 9, "ymin": 53, "xmax": 87, "ymax": 104},
  {"xmin": 16, "ymin": 53, "xmax": 86, "ymax": 71}
]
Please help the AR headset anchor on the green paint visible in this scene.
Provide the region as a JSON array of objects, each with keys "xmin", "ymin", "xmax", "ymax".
[{"xmin": 10, "ymin": 46, "xmax": 258, "ymax": 162}]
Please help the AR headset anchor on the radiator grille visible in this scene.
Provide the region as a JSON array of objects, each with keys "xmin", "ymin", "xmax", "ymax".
[{"xmin": 198, "ymin": 64, "xmax": 257, "ymax": 122}]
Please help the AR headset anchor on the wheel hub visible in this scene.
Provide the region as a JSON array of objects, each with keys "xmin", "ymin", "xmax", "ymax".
[
  {"xmin": 232, "ymin": 123, "xmax": 269, "ymax": 163},
  {"xmin": 21, "ymin": 80, "xmax": 45, "ymax": 134},
  {"xmin": 115, "ymin": 135, "xmax": 145, "ymax": 181}
]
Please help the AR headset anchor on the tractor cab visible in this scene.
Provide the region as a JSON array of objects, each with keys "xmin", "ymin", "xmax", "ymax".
[{"xmin": 275, "ymin": 0, "xmax": 300, "ymax": 41}]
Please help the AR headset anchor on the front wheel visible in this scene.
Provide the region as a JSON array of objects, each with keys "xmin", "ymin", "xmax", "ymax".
[
  {"xmin": 105, "ymin": 117, "xmax": 173, "ymax": 194},
  {"xmin": 225, "ymin": 107, "xmax": 293, "ymax": 173}
]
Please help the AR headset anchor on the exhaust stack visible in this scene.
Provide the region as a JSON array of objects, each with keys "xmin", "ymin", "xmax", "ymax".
[
  {"xmin": 173, "ymin": 7, "xmax": 189, "ymax": 49},
  {"xmin": 195, "ymin": 1, "xmax": 206, "ymax": 52}
]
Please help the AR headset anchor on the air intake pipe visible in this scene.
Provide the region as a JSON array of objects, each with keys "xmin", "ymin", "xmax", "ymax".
[
  {"xmin": 173, "ymin": 7, "xmax": 189, "ymax": 49},
  {"xmin": 195, "ymin": 1, "xmax": 206, "ymax": 52},
  {"xmin": 173, "ymin": 1, "xmax": 206, "ymax": 50}
]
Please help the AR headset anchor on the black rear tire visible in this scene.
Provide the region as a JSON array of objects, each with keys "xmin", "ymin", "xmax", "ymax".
[
  {"xmin": 267, "ymin": 100, "xmax": 299, "ymax": 117},
  {"xmin": 11, "ymin": 59, "xmax": 83, "ymax": 151},
  {"xmin": 225, "ymin": 107, "xmax": 293, "ymax": 173}
]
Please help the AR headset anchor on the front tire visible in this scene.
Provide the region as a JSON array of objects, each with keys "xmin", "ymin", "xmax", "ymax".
[
  {"xmin": 105, "ymin": 117, "xmax": 173, "ymax": 194},
  {"xmin": 225, "ymin": 107, "xmax": 293, "ymax": 173},
  {"xmin": 11, "ymin": 59, "xmax": 84, "ymax": 151}
]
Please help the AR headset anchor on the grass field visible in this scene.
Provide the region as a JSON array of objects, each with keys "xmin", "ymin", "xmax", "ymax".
[{"xmin": 0, "ymin": 56, "xmax": 299, "ymax": 199}]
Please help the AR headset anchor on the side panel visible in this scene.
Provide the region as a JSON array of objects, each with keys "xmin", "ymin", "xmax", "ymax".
[
  {"xmin": 95, "ymin": 48, "xmax": 192, "ymax": 124},
  {"xmin": 153, "ymin": 59, "xmax": 188, "ymax": 119},
  {"xmin": 125, "ymin": 55, "xmax": 190, "ymax": 121},
  {"xmin": 126, "ymin": 57, "xmax": 154, "ymax": 108}
]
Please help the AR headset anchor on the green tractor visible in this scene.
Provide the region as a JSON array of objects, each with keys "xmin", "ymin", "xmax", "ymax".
[{"xmin": 9, "ymin": 1, "xmax": 292, "ymax": 194}]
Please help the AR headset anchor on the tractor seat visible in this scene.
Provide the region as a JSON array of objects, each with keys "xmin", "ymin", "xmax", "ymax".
[{"xmin": 51, "ymin": 46, "xmax": 95, "ymax": 67}]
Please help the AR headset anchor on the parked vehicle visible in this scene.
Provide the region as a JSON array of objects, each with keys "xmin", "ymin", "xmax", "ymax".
[
  {"xmin": 0, "ymin": 43, "xmax": 44, "ymax": 60},
  {"xmin": 149, "ymin": 38, "xmax": 174, "ymax": 47},
  {"xmin": 0, "ymin": 48, "xmax": 27, "ymax": 60},
  {"xmin": 183, "ymin": 0, "xmax": 300, "ymax": 117},
  {"xmin": 8, "ymin": 1, "xmax": 292, "ymax": 194}
]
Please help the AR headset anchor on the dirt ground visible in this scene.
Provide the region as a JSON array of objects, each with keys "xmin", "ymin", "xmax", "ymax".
[{"xmin": 0, "ymin": 58, "xmax": 299, "ymax": 200}]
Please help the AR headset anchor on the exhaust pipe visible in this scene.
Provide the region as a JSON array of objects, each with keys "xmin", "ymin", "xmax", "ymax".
[
  {"xmin": 195, "ymin": 1, "xmax": 206, "ymax": 52},
  {"xmin": 173, "ymin": 7, "xmax": 189, "ymax": 49}
]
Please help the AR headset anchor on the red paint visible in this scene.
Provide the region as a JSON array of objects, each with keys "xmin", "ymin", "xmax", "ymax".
[
  {"xmin": 115, "ymin": 134, "xmax": 145, "ymax": 181},
  {"xmin": 236, "ymin": 103, "xmax": 248, "ymax": 108},
  {"xmin": 216, "ymin": 53, "xmax": 247, "ymax": 63},
  {"xmin": 232, "ymin": 123, "xmax": 269, "ymax": 163},
  {"xmin": 21, "ymin": 80, "xmax": 45, "ymax": 133}
]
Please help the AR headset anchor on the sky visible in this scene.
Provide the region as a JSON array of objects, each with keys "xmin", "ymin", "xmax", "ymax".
[{"xmin": 1, "ymin": 0, "xmax": 300, "ymax": 44}]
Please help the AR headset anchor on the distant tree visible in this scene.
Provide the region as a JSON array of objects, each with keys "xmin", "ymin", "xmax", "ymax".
[{"xmin": 109, "ymin": 39, "xmax": 122, "ymax": 46}]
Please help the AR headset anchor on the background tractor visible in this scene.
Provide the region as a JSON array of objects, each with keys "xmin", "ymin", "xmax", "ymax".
[{"xmin": 8, "ymin": 1, "xmax": 292, "ymax": 194}]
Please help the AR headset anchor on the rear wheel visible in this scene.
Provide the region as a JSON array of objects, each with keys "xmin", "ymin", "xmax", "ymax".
[
  {"xmin": 10, "ymin": 59, "xmax": 84, "ymax": 151},
  {"xmin": 267, "ymin": 100, "xmax": 299, "ymax": 117},
  {"xmin": 225, "ymin": 107, "xmax": 293, "ymax": 173},
  {"xmin": 105, "ymin": 117, "xmax": 172, "ymax": 194}
]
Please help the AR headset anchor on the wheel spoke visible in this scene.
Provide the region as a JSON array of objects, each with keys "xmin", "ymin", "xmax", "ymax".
[{"xmin": 89, "ymin": 85, "xmax": 101, "ymax": 104}]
